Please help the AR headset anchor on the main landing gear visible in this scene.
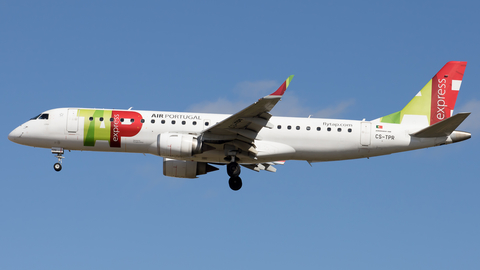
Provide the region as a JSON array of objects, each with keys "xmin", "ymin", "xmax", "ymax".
[
  {"xmin": 226, "ymin": 157, "xmax": 242, "ymax": 191},
  {"xmin": 52, "ymin": 147, "xmax": 64, "ymax": 172}
]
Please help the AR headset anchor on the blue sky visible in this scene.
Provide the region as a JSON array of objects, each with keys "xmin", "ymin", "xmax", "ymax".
[{"xmin": 2, "ymin": 0, "xmax": 480, "ymax": 269}]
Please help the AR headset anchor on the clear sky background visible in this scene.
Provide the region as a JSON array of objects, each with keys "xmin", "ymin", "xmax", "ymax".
[{"xmin": 1, "ymin": 1, "xmax": 479, "ymax": 269}]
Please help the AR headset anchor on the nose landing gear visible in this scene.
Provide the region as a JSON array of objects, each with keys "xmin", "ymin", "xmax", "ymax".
[
  {"xmin": 52, "ymin": 147, "xmax": 64, "ymax": 172},
  {"xmin": 53, "ymin": 162, "xmax": 62, "ymax": 171}
]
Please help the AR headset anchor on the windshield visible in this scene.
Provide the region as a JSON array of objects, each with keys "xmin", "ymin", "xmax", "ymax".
[{"xmin": 30, "ymin": 113, "xmax": 49, "ymax": 120}]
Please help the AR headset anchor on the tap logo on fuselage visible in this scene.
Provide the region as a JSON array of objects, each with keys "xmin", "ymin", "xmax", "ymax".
[{"xmin": 78, "ymin": 109, "xmax": 143, "ymax": 148}]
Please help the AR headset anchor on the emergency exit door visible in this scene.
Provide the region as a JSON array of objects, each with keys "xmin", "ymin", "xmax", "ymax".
[{"xmin": 360, "ymin": 121, "xmax": 371, "ymax": 146}]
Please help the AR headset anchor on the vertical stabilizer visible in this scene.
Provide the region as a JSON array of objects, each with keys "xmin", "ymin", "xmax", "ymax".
[{"xmin": 379, "ymin": 61, "xmax": 467, "ymax": 126}]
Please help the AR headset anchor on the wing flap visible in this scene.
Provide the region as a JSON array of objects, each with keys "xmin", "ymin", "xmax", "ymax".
[
  {"xmin": 241, "ymin": 163, "xmax": 280, "ymax": 173},
  {"xmin": 226, "ymin": 128, "xmax": 259, "ymax": 140}
]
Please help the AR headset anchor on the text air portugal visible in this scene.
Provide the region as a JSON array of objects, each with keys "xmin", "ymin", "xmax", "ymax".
[{"xmin": 430, "ymin": 61, "xmax": 466, "ymax": 125}]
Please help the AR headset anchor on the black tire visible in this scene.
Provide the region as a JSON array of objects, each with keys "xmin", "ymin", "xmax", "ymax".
[
  {"xmin": 54, "ymin": 163, "xmax": 62, "ymax": 172},
  {"xmin": 229, "ymin": 176, "xmax": 242, "ymax": 191},
  {"xmin": 227, "ymin": 162, "xmax": 241, "ymax": 177}
]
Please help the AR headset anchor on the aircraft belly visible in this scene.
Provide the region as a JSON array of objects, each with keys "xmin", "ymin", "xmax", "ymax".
[
  {"xmin": 183, "ymin": 141, "xmax": 297, "ymax": 164},
  {"xmin": 293, "ymin": 142, "xmax": 364, "ymax": 161}
]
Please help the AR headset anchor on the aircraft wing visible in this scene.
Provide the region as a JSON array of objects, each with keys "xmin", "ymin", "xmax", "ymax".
[{"xmin": 201, "ymin": 75, "xmax": 294, "ymax": 158}]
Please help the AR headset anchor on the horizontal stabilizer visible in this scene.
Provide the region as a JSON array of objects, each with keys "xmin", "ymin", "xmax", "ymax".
[{"xmin": 410, "ymin": 112, "xmax": 470, "ymax": 138}]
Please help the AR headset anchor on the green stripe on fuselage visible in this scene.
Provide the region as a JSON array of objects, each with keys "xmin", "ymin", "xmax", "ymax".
[{"xmin": 78, "ymin": 109, "xmax": 112, "ymax": 146}]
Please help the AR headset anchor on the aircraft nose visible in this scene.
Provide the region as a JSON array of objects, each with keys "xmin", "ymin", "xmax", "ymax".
[{"xmin": 8, "ymin": 127, "xmax": 22, "ymax": 142}]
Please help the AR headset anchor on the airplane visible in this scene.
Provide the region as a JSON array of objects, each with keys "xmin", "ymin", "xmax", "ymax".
[{"xmin": 8, "ymin": 61, "xmax": 471, "ymax": 191}]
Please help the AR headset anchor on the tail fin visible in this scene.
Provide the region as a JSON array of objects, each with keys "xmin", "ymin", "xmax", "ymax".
[{"xmin": 379, "ymin": 61, "xmax": 467, "ymax": 126}]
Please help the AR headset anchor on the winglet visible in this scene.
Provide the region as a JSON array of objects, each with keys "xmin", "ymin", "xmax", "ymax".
[{"xmin": 268, "ymin": 75, "xmax": 294, "ymax": 97}]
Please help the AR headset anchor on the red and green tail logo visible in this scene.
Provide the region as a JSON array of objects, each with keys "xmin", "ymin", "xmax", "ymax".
[{"xmin": 380, "ymin": 61, "xmax": 467, "ymax": 126}]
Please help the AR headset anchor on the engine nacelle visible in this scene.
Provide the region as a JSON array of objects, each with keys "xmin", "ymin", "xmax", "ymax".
[
  {"xmin": 163, "ymin": 158, "xmax": 218, "ymax": 178},
  {"xmin": 157, "ymin": 133, "xmax": 202, "ymax": 158}
]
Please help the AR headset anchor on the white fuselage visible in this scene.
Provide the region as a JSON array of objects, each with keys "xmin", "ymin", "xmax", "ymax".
[{"xmin": 8, "ymin": 107, "xmax": 450, "ymax": 164}]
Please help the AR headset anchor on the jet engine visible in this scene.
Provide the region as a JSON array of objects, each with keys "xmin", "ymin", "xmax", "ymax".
[
  {"xmin": 156, "ymin": 133, "xmax": 203, "ymax": 158},
  {"xmin": 163, "ymin": 158, "xmax": 218, "ymax": 178}
]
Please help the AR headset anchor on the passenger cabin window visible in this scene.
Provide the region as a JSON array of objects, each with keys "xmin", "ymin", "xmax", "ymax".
[
  {"xmin": 151, "ymin": 119, "xmax": 155, "ymax": 124},
  {"xmin": 277, "ymin": 125, "xmax": 282, "ymax": 129},
  {"xmin": 99, "ymin": 117, "xmax": 104, "ymax": 121},
  {"xmin": 193, "ymin": 121, "xmax": 197, "ymax": 125},
  {"xmin": 161, "ymin": 120, "xmax": 165, "ymax": 124},
  {"xmin": 348, "ymin": 128, "xmax": 352, "ymax": 133},
  {"xmin": 306, "ymin": 126, "xmax": 311, "ymax": 131},
  {"xmin": 89, "ymin": 117, "xmax": 93, "ymax": 121}
]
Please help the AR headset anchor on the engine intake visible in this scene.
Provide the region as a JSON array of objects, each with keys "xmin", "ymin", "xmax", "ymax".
[{"xmin": 157, "ymin": 133, "xmax": 203, "ymax": 158}]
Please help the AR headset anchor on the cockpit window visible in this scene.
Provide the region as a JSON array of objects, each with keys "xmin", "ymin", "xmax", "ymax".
[
  {"xmin": 29, "ymin": 113, "xmax": 49, "ymax": 120},
  {"xmin": 30, "ymin": 114, "xmax": 42, "ymax": 120}
]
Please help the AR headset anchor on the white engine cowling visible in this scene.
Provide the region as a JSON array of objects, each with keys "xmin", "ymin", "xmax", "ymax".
[
  {"xmin": 157, "ymin": 133, "xmax": 202, "ymax": 158},
  {"xmin": 163, "ymin": 158, "xmax": 218, "ymax": 178}
]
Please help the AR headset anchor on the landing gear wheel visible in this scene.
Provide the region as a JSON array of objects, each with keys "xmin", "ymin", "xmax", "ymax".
[
  {"xmin": 229, "ymin": 176, "xmax": 242, "ymax": 191},
  {"xmin": 54, "ymin": 163, "xmax": 62, "ymax": 172},
  {"xmin": 52, "ymin": 147, "xmax": 64, "ymax": 172},
  {"xmin": 227, "ymin": 162, "xmax": 241, "ymax": 177}
]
